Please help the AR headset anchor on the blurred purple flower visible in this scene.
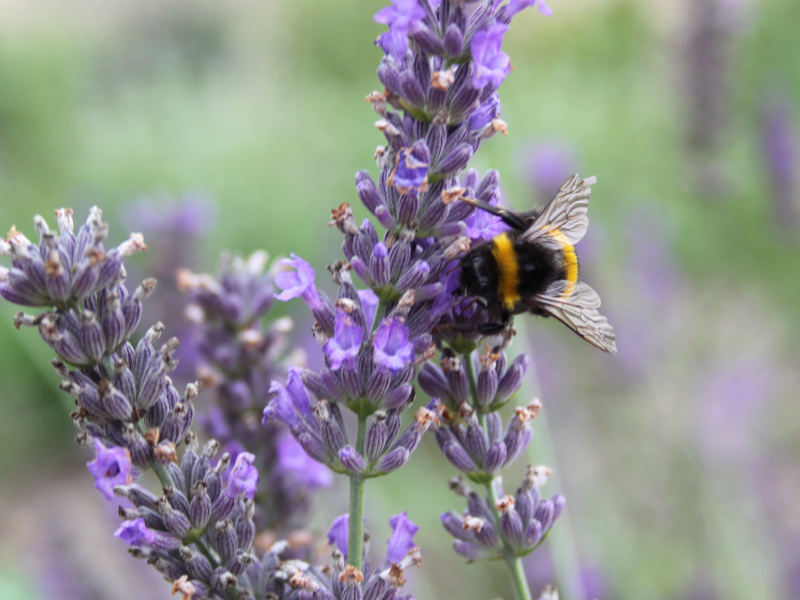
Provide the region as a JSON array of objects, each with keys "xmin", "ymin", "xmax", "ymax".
[
  {"xmin": 507, "ymin": 0, "xmax": 553, "ymax": 18},
  {"xmin": 626, "ymin": 206, "xmax": 679, "ymax": 303},
  {"xmin": 387, "ymin": 512, "xmax": 419, "ymax": 563},
  {"xmin": 120, "ymin": 194, "xmax": 216, "ymax": 236},
  {"xmin": 471, "ymin": 24, "xmax": 511, "ymax": 90},
  {"xmin": 323, "ymin": 307, "xmax": 365, "ymax": 371},
  {"xmin": 87, "ymin": 439, "xmax": 133, "ymax": 501},
  {"xmin": 760, "ymin": 92, "xmax": 799, "ymax": 230},
  {"xmin": 519, "ymin": 140, "xmax": 579, "ymax": 202},
  {"xmin": 698, "ymin": 357, "xmax": 773, "ymax": 458},
  {"xmin": 373, "ymin": 317, "xmax": 414, "ymax": 372},
  {"xmin": 275, "ymin": 433, "xmax": 333, "ymax": 488}
]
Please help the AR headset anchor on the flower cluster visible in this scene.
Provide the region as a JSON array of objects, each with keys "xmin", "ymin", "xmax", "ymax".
[
  {"xmin": 267, "ymin": 367, "xmax": 440, "ymax": 477},
  {"xmin": 275, "ymin": 512, "xmax": 422, "ymax": 600},
  {"xmin": 435, "ymin": 399, "xmax": 538, "ymax": 483},
  {"xmin": 0, "ymin": 207, "xmax": 264, "ymax": 600},
  {"xmin": 442, "ymin": 466, "xmax": 564, "ymax": 561},
  {"xmin": 2, "ymin": 209, "xmax": 154, "ymax": 366},
  {"xmin": 420, "ymin": 346, "xmax": 528, "ymax": 413},
  {"xmin": 57, "ymin": 324, "xmax": 194, "ymax": 472},
  {"xmin": 179, "ymin": 252, "xmax": 332, "ymax": 533},
  {"xmin": 366, "ymin": 2, "xmax": 567, "ymax": 586},
  {"xmin": 1, "ymin": 209, "xmax": 197, "ymax": 473},
  {"xmin": 114, "ymin": 440, "xmax": 265, "ymax": 599}
]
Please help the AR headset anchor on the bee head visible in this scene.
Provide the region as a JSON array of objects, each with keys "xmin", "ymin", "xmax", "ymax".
[{"xmin": 459, "ymin": 248, "xmax": 498, "ymax": 306}]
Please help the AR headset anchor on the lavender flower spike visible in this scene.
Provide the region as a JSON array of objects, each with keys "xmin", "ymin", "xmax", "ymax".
[{"xmin": 87, "ymin": 439, "xmax": 133, "ymax": 500}]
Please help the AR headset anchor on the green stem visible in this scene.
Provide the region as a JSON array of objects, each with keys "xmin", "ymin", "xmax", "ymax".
[
  {"xmin": 133, "ymin": 421, "xmax": 174, "ymax": 490},
  {"xmin": 347, "ymin": 414, "xmax": 368, "ymax": 569},
  {"xmin": 464, "ymin": 352, "xmax": 480, "ymax": 411},
  {"xmin": 192, "ymin": 536, "xmax": 220, "ymax": 569},
  {"xmin": 482, "ymin": 467, "xmax": 533, "ymax": 600},
  {"xmin": 505, "ymin": 554, "xmax": 535, "ymax": 600},
  {"xmin": 371, "ymin": 298, "xmax": 388, "ymax": 333}
]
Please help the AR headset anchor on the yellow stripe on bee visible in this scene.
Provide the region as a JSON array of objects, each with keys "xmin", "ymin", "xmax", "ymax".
[
  {"xmin": 546, "ymin": 229, "xmax": 578, "ymax": 298},
  {"xmin": 490, "ymin": 233, "xmax": 521, "ymax": 310}
]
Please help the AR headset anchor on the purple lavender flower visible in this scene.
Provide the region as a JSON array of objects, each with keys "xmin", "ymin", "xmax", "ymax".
[
  {"xmin": 327, "ymin": 514, "xmax": 350, "ymax": 555},
  {"xmin": 274, "ymin": 253, "xmax": 322, "ymax": 311},
  {"xmin": 114, "ymin": 518, "xmax": 156, "ymax": 546},
  {"xmin": 388, "ymin": 146, "xmax": 430, "ymax": 195},
  {"xmin": 226, "ymin": 451, "xmax": 259, "ymax": 499},
  {"xmin": 464, "ymin": 193, "xmax": 510, "ymax": 242},
  {"xmin": 374, "ymin": 0, "xmax": 427, "ymax": 59},
  {"xmin": 264, "ymin": 367, "xmax": 313, "ymax": 427},
  {"xmin": 275, "ymin": 432, "xmax": 333, "ymax": 488},
  {"xmin": 387, "ymin": 511, "xmax": 420, "ymax": 563},
  {"xmin": 87, "ymin": 439, "xmax": 134, "ymax": 500},
  {"xmin": 323, "ymin": 307, "xmax": 364, "ymax": 370},
  {"xmin": 471, "ymin": 24, "xmax": 511, "ymax": 90},
  {"xmin": 373, "ymin": 317, "xmax": 414, "ymax": 372}
]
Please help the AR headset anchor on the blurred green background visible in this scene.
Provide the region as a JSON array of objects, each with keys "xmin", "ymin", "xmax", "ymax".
[{"xmin": 0, "ymin": 0, "xmax": 799, "ymax": 599}]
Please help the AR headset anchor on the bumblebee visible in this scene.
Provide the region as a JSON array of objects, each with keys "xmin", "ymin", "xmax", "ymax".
[{"xmin": 457, "ymin": 174, "xmax": 617, "ymax": 354}]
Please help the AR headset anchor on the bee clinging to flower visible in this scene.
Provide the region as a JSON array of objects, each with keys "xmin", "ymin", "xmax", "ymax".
[{"xmin": 457, "ymin": 174, "xmax": 617, "ymax": 354}]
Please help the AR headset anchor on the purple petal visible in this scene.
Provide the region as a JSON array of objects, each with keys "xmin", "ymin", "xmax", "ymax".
[
  {"xmin": 114, "ymin": 518, "xmax": 156, "ymax": 546},
  {"xmin": 87, "ymin": 439, "xmax": 133, "ymax": 501},
  {"xmin": 327, "ymin": 514, "xmax": 350, "ymax": 556},
  {"xmin": 387, "ymin": 512, "xmax": 419, "ymax": 563},
  {"xmin": 226, "ymin": 452, "xmax": 259, "ymax": 499},
  {"xmin": 275, "ymin": 433, "xmax": 333, "ymax": 488}
]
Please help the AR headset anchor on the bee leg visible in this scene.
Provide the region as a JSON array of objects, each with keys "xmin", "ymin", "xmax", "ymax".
[
  {"xmin": 473, "ymin": 322, "xmax": 508, "ymax": 335},
  {"xmin": 435, "ymin": 321, "xmax": 508, "ymax": 336},
  {"xmin": 472, "ymin": 311, "xmax": 512, "ymax": 335}
]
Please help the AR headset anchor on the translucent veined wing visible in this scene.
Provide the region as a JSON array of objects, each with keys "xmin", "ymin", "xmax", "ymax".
[
  {"xmin": 530, "ymin": 280, "xmax": 617, "ymax": 354},
  {"xmin": 521, "ymin": 174, "xmax": 595, "ymax": 248}
]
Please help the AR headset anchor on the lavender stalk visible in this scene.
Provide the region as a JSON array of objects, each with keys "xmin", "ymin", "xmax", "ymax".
[
  {"xmin": 0, "ymin": 208, "xmax": 267, "ymax": 599},
  {"xmin": 268, "ymin": 2, "xmax": 579, "ymax": 599}
]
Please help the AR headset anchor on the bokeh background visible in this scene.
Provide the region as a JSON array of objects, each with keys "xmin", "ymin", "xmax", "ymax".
[{"xmin": 0, "ymin": 0, "xmax": 799, "ymax": 599}]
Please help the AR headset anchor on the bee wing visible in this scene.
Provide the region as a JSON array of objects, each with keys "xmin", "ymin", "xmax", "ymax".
[
  {"xmin": 521, "ymin": 174, "xmax": 595, "ymax": 247},
  {"xmin": 531, "ymin": 280, "xmax": 617, "ymax": 354}
]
